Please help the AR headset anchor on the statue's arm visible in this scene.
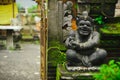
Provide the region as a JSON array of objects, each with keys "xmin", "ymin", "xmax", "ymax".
[
  {"xmin": 65, "ymin": 31, "xmax": 75, "ymax": 48},
  {"xmin": 65, "ymin": 37, "xmax": 72, "ymax": 47},
  {"xmin": 79, "ymin": 31, "xmax": 100, "ymax": 49}
]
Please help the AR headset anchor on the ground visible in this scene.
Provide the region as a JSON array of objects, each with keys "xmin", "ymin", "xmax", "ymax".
[{"xmin": 0, "ymin": 42, "xmax": 40, "ymax": 80}]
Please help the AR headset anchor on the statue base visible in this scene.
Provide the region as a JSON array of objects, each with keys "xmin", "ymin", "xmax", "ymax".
[{"xmin": 56, "ymin": 63, "xmax": 100, "ymax": 80}]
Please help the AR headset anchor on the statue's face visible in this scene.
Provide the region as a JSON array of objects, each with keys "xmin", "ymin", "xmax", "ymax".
[{"xmin": 77, "ymin": 20, "xmax": 92, "ymax": 35}]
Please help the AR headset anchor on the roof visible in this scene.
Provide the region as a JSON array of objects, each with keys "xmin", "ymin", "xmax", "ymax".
[{"xmin": 0, "ymin": 0, "xmax": 15, "ymax": 4}]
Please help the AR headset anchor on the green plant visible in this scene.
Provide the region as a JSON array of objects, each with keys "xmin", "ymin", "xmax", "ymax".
[
  {"xmin": 28, "ymin": 5, "xmax": 37, "ymax": 13},
  {"xmin": 9, "ymin": 46, "xmax": 15, "ymax": 51},
  {"xmin": 100, "ymin": 23, "xmax": 120, "ymax": 34},
  {"xmin": 48, "ymin": 41, "xmax": 67, "ymax": 66},
  {"xmin": 93, "ymin": 60, "xmax": 120, "ymax": 80},
  {"xmin": 95, "ymin": 16, "xmax": 104, "ymax": 25}
]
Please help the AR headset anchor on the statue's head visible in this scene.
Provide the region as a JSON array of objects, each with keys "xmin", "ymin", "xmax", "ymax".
[
  {"xmin": 77, "ymin": 19, "xmax": 92, "ymax": 36},
  {"xmin": 76, "ymin": 11, "xmax": 93, "ymax": 36}
]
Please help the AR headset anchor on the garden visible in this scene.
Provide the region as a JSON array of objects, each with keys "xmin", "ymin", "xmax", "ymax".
[{"xmin": 47, "ymin": 0, "xmax": 120, "ymax": 80}]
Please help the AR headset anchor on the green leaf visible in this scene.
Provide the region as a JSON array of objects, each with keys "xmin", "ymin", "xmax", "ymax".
[
  {"xmin": 93, "ymin": 60, "xmax": 120, "ymax": 80},
  {"xmin": 109, "ymin": 60, "xmax": 115, "ymax": 66},
  {"xmin": 110, "ymin": 64, "xmax": 118, "ymax": 68},
  {"xmin": 74, "ymin": 4, "xmax": 79, "ymax": 9},
  {"xmin": 95, "ymin": 15, "xmax": 104, "ymax": 25},
  {"xmin": 116, "ymin": 62, "xmax": 120, "ymax": 65}
]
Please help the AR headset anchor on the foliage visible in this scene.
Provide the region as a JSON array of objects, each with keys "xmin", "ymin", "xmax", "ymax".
[
  {"xmin": 17, "ymin": 3, "xmax": 25, "ymax": 12},
  {"xmin": 56, "ymin": 64, "xmax": 61, "ymax": 80},
  {"xmin": 100, "ymin": 23, "xmax": 120, "ymax": 34},
  {"xmin": 17, "ymin": 3, "xmax": 38, "ymax": 13},
  {"xmin": 94, "ymin": 16, "xmax": 104, "ymax": 25},
  {"xmin": 75, "ymin": 3, "xmax": 79, "ymax": 9},
  {"xmin": 100, "ymin": 40, "xmax": 119, "ymax": 47},
  {"xmin": 48, "ymin": 41, "xmax": 67, "ymax": 66},
  {"xmin": 28, "ymin": 5, "xmax": 37, "ymax": 13},
  {"xmin": 94, "ymin": 16, "xmax": 120, "ymax": 34},
  {"xmin": 93, "ymin": 60, "xmax": 120, "ymax": 80},
  {"xmin": 9, "ymin": 46, "xmax": 15, "ymax": 51}
]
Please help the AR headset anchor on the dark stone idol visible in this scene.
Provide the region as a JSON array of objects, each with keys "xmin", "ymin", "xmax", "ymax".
[{"xmin": 65, "ymin": 11, "xmax": 107, "ymax": 67}]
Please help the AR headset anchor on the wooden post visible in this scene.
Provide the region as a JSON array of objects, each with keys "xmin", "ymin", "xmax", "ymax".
[
  {"xmin": 33, "ymin": 0, "xmax": 47, "ymax": 80},
  {"xmin": 12, "ymin": 0, "xmax": 15, "ymax": 18},
  {"xmin": 40, "ymin": 0, "xmax": 47, "ymax": 80}
]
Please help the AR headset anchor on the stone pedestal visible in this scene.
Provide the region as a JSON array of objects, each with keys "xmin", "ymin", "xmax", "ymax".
[
  {"xmin": 6, "ymin": 30, "xmax": 13, "ymax": 49},
  {"xmin": 56, "ymin": 63, "xmax": 100, "ymax": 80}
]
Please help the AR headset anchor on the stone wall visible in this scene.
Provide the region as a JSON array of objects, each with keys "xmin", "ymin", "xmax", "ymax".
[{"xmin": 48, "ymin": 0, "xmax": 59, "ymax": 41}]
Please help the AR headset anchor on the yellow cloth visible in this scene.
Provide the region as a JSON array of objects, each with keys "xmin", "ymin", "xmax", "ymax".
[{"xmin": 0, "ymin": 3, "xmax": 18, "ymax": 24}]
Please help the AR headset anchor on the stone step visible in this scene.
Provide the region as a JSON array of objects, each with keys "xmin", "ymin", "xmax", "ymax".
[
  {"xmin": 48, "ymin": 77, "xmax": 56, "ymax": 80},
  {"xmin": 57, "ymin": 64, "xmax": 96, "ymax": 80},
  {"xmin": 48, "ymin": 64, "xmax": 57, "ymax": 80}
]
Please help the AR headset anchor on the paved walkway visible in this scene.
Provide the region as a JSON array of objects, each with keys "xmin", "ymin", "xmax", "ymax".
[{"xmin": 0, "ymin": 43, "xmax": 40, "ymax": 80}]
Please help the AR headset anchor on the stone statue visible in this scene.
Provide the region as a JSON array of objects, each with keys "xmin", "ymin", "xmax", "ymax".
[
  {"xmin": 63, "ymin": 1, "xmax": 73, "ymax": 29},
  {"xmin": 65, "ymin": 11, "xmax": 107, "ymax": 67}
]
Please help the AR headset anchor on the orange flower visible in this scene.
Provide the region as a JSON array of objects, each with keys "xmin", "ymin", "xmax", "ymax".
[{"xmin": 71, "ymin": 19, "xmax": 77, "ymax": 30}]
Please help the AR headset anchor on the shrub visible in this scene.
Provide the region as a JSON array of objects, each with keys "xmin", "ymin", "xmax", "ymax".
[
  {"xmin": 93, "ymin": 60, "xmax": 120, "ymax": 80},
  {"xmin": 48, "ymin": 41, "xmax": 67, "ymax": 66}
]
